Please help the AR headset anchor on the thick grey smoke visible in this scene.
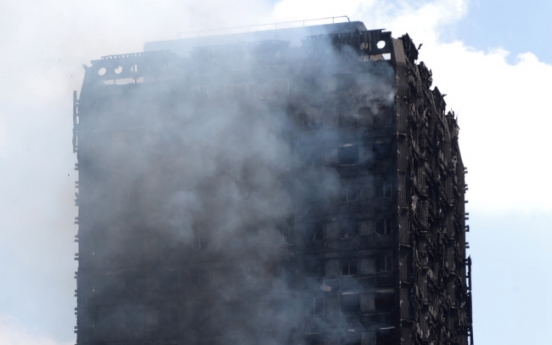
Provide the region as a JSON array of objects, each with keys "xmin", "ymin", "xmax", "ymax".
[{"xmin": 77, "ymin": 32, "xmax": 395, "ymax": 345}]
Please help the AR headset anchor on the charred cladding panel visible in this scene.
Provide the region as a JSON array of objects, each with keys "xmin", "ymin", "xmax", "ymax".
[{"xmin": 74, "ymin": 26, "xmax": 472, "ymax": 345}]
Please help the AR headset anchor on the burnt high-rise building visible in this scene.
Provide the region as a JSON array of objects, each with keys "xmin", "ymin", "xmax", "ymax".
[{"xmin": 73, "ymin": 19, "xmax": 473, "ymax": 345}]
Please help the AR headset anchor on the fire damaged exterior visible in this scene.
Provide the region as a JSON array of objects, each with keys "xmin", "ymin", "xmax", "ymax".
[{"xmin": 73, "ymin": 21, "xmax": 473, "ymax": 345}]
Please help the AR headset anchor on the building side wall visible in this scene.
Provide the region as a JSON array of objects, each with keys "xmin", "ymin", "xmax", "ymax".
[{"xmin": 394, "ymin": 35, "xmax": 473, "ymax": 345}]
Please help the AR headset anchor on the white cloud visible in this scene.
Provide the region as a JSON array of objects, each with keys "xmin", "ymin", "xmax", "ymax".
[
  {"xmin": 0, "ymin": 316, "xmax": 72, "ymax": 345},
  {"xmin": 420, "ymin": 42, "xmax": 552, "ymax": 213},
  {"xmin": 269, "ymin": 0, "xmax": 377, "ymax": 23}
]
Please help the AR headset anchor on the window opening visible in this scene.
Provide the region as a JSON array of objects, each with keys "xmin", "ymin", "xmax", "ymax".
[
  {"xmin": 341, "ymin": 258, "xmax": 358, "ymax": 276},
  {"xmin": 341, "ymin": 293, "xmax": 360, "ymax": 313},
  {"xmin": 375, "ymin": 292, "xmax": 394, "ymax": 311},
  {"xmin": 305, "ymin": 259, "xmax": 325, "ymax": 277},
  {"xmin": 340, "ymin": 221, "xmax": 358, "ymax": 239},
  {"xmin": 311, "ymin": 297, "xmax": 325, "ymax": 315},
  {"xmin": 338, "ymin": 144, "xmax": 359, "ymax": 165},
  {"xmin": 376, "ymin": 253, "xmax": 393, "ymax": 272},
  {"xmin": 306, "ymin": 222, "xmax": 324, "ymax": 241},
  {"xmin": 376, "ymin": 218, "xmax": 392, "ymax": 235}
]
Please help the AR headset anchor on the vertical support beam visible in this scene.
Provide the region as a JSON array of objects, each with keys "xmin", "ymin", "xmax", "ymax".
[
  {"xmin": 72, "ymin": 90, "xmax": 79, "ymax": 154},
  {"xmin": 467, "ymin": 256, "xmax": 474, "ymax": 345},
  {"xmin": 392, "ymin": 37, "xmax": 411, "ymax": 345}
]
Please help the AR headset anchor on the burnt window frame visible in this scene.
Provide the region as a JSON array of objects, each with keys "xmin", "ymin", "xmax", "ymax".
[
  {"xmin": 341, "ymin": 293, "xmax": 361, "ymax": 314},
  {"xmin": 374, "ymin": 178, "xmax": 393, "ymax": 198},
  {"xmin": 305, "ymin": 258, "xmax": 325, "ymax": 277},
  {"xmin": 376, "ymin": 252, "xmax": 393, "ymax": 272},
  {"xmin": 310, "ymin": 297, "xmax": 325, "ymax": 315},
  {"xmin": 305, "ymin": 222, "xmax": 325, "ymax": 242},
  {"xmin": 338, "ymin": 144, "xmax": 360, "ymax": 166},
  {"xmin": 340, "ymin": 221, "xmax": 358, "ymax": 239},
  {"xmin": 375, "ymin": 217, "xmax": 393, "ymax": 235},
  {"xmin": 341, "ymin": 257, "xmax": 359, "ymax": 276}
]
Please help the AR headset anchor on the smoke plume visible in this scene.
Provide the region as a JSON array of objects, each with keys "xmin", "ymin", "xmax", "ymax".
[{"xmin": 76, "ymin": 28, "xmax": 395, "ymax": 345}]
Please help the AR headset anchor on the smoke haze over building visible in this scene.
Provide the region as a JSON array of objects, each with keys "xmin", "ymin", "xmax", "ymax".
[
  {"xmin": 1, "ymin": 1, "xmax": 551, "ymax": 345},
  {"xmin": 73, "ymin": 23, "xmax": 473, "ymax": 345}
]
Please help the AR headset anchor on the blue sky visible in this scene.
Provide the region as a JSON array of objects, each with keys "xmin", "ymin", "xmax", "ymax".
[
  {"xmin": 0, "ymin": 1, "xmax": 551, "ymax": 344},
  {"xmin": 453, "ymin": 0, "xmax": 552, "ymax": 64}
]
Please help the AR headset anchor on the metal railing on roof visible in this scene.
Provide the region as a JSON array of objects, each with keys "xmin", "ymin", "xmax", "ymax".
[{"xmin": 176, "ymin": 16, "xmax": 351, "ymax": 39}]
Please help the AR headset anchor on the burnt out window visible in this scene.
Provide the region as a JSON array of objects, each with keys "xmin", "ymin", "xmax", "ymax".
[
  {"xmin": 374, "ymin": 179, "xmax": 383, "ymax": 198},
  {"xmin": 325, "ymin": 222, "xmax": 339, "ymax": 240},
  {"xmin": 358, "ymin": 184, "xmax": 373, "ymax": 200},
  {"xmin": 281, "ymin": 224, "xmax": 294, "ymax": 245},
  {"xmin": 358, "ymin": 107, "xmax": 373, "ymax": 127},
  {"xmin": 307, "ymin": 335, "xmax": 325, "ymax": 345},
  {"xmin": 375, "ymin": 291, "xmax": 394, "ymax": 311},
  {"xmin": 359, "ymin": 257, "xmax": 376, "ymax": 275},
  {"xmin": 341, "ymin": 293, "xmax": 360, "ymax": 314},
  {"xmin": 325, "ymin": 259, "xmax": 340, "ymax": 278},
  {"xmin": 340, "ymin": 222, "xmax": 358, "ymax": 239},
  {"xmin": 385, "ymin": 182, "xmax": 392, "ymax": 198},
  {"xmin": 374, "ymin": 179, "xmax": 393, "ymax": 198},
  {"xmin": 195, "ymin": 232, "xmax": 209, "ymax": 249},
  {"xmin": 376, "ymin": 218, "xmax": 393, "ymax": 235},
  {"xmin": 305, "ymin": 222, "xmax": 324, "ymax": 242},
  {"xmin": 341, "ymin": 258, "xmax": 358, "ymax": 276},
  {"xmin": 324, "ymin": 181, "xmax": 339, "ymax": 202},
  {"xmin": 360, "ymin": 220, "xmax": 375, "ymax": 237},
  {"xmin": 376, "ymin": 327, "xmax": 395, "ymax": 345},
  {"xmin": 342, "ymin": 333, "xmax": 362, "ymax": 345},
  {"xmin": 310, "ymin": 297, "xmax": 325, "ymax": 315},
  {"xmin": 376, "ymin": 253, "xmax": 393, "ymax": 272},
  {"xmin": 373, "ymin": 141, "xmax": 393, "ymax": 160},
  {"xmin": 124, "ymin": 273, "xmax": 148, "ymax": 293},
  {"xmin": 339, "ymin": 183, "xmax": 358, "ymax": 202},
  {"xmin": 372, "ymin": 105, "xmax": 394, "ymax": 128},
  {"xmin": 339, "ymin": 112, "xmax": 358, "ymax": 127},
  {"xmin": 338, "ymin": 145, "xmax": 359, "ymax": 165},
  {"xmin": 360, "ymin": 293, "xmax": 375, "ymax": 312},
  {"xmin": 305, "ymin": 258, "xmax": 325, "ymax": 277}
]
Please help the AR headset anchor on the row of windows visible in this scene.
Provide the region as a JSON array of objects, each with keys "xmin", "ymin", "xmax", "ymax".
[
  {"xmin": 304, "ymin": 218, "xmax": 394, "ymax": 242},
  {"xmin": 333, "ymin": 180, "xmax": 393, "ymax": 203},
  {"xmin": 89, "ymin": 305, "xmax": 177, "ymax": 332},
  {"xmin": 81, "ymin": 231, "xmax": 210, "ymax": 260},
  {"xmin": 83, "ymin": 217, "xmax": 394, "ymax": 264},
  {"xmin": 309, "ymin": 290, "xmax": 394, "ymax": 315},
  {"xmin": 88, "ymin": 292, "xmax": 394, "ymax": 331},
  {"xmin": 149, "ymin": 218, "xmax": 397, "ymax": 252},
  {"xmin": 87, "ymin": 253, "xmax": 392, "ymax": 295},
  {"xmin": 83, "ymin": 219, "xmax": 394, "ymax": 267},
  {"xmin": 334, "ymin": 179, "xmax": 394, "ymax": 203},
  {"xmin": 305, "ymin": 253, "xmax": 393, "ymax": 277},
  {"xmin": 298, "ymin": 104, "xmax": 394, "ymax": 130},
  {"xmin": 306, "ymin": 327, "xmax": 395, "ymax": 345},
  {"xmin": 327, "ymin": 142, "xmax": 394, "ymax": 167}
]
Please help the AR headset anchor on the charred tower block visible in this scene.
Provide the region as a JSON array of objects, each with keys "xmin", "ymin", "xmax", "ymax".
[{"xmin": 74, "ymin": 21, "xmax": 473, "ymax": 345}]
